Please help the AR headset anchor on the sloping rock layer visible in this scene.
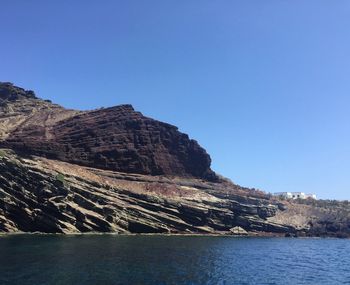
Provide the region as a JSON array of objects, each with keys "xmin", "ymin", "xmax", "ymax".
[{"xmin": 0, "ymin": 150, "xmax": 293, "ymax": 234}]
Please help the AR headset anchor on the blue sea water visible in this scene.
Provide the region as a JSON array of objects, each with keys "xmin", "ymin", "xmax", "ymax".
[{"xmin": 0, "ymin": 235, "xmax": 349, "ymax": 285}]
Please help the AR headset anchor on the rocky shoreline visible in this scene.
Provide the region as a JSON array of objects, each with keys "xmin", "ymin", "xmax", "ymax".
[{"xmin": 1, "ymin": 149, "xmax": 349, "ymax": 238}]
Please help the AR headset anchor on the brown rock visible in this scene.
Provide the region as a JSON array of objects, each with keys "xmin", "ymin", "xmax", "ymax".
[{"xmin": 0, "ymin": 82, "xmax": 217, "ymax": 181}]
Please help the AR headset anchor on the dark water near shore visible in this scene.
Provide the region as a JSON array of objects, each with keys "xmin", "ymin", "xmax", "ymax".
[{"xmin": 0, "ymin": 235, "xmax": 349, "ymax": 285}]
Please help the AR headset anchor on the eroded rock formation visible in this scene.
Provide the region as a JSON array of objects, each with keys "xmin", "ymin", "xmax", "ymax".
[
  {"xmin": 0, "ymin": 82, "xmax": 216, "ymax": 180},
  {"xmin": 1, "ymin": 82, "xmax": 349, "ymax": 237},
  {"xmin": 0, "ymin": 150, "xmax": 293, "ymax": 234}
]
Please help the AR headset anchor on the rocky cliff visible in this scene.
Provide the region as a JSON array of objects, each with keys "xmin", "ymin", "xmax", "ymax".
[
  {"xmin": 0, "ymin": 82, "xmax": 349, "ymax": 237},
  {"xmin": 0, "ymin": 150, "xmax": 293, "ymax": 234},
  {"xmin": 0, "ymin": 82, "xmax": 216, "ymax": 180}
]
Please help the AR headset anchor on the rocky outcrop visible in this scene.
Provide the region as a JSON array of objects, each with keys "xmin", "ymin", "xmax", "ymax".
[
  {"xmin": 0, "ymin": 150, "xmax": 294, "ymax": 234},
  {"xmin": 230, "ymin": 226, "xmax": 248, "ymax": 235},
  {"xmin": 0, "ymin": 82, "xmax": 216, "ymax": 180},
  {"xmin": 1, "ymin": 83, "xmax": 349, "ymax": 237},
  {"xmin": 1, "ymin": 149, "xmax": 348, "ymax": 236},
  {"xmin": 0, "ymin": 83, "xmax": 80, "ymax": 141},
  {"xmin": 0, "ymin": 82, "xmax": 37, "ymax": 101},
  {"xmin": 269, "ymin": 199, "xmax": 350, "ymax": 238}
]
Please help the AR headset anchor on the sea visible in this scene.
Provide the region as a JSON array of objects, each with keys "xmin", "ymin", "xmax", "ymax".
[{"xmin": 0, "ymin": 235, "xmax": 349, "ymax": 285}]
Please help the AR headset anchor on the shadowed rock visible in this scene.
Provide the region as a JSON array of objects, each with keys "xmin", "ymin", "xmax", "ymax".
[{"xmin": 0, "ymin": 82, "xmax": 36, "ymax": 102}]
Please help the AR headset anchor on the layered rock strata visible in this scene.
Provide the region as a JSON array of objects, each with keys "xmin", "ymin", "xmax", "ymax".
[
  {"xmin": 1, "ymin": 82, "xmax": 349, "ymax": 237},
  {"xmin": 0, "ymin": 82, "xmax": 216, "ymax": 180},
  {"xmin": 0, "ymin": 150, "xmax": 293, "ymax": 235}
]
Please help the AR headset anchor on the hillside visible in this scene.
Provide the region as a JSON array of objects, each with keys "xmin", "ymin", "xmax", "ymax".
[
  {"xmin": 0, "ymin": 82, "xmax": 215, "ymax": 180},
  {"xmin": 0, "ymin": 82, "xmax": 349, "ymax": 237}
]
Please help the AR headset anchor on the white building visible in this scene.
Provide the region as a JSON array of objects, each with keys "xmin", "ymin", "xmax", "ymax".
[{"xmin": 273, "ymin": 192, "xmax": 317, "ymax": 200}]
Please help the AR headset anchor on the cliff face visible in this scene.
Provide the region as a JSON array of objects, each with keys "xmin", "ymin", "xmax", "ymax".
[
  {"xmin": 1, "ymin": 149, "xmax": 349, "ymax": 237},
  {"xmin": 0, "ymin": 83, "xmax": 348, "ymax": 237},
  {"xmin": 0, "ymin": 82, "xmax": 215, "ymax": 180},
  {"xmin": 0, "ymin": 150, "xmax": 292, "ymax": 234}
]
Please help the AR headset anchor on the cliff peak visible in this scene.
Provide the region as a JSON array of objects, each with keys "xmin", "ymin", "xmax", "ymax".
[{"xmin": 0, "ymin": 82, "xmax": 37, "ymax": 102}]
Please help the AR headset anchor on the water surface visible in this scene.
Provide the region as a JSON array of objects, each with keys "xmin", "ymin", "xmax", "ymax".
[{"xmin": 0, "ymin": 235, "xmax": 349, "ymax": 284}]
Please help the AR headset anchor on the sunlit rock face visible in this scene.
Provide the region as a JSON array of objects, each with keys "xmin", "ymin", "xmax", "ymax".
[{"xmin": 0, "ymin": 82, "xmax": 216, "ymax": 181}]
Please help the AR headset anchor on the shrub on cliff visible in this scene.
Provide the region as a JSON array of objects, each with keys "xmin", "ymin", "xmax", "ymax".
[
  {"xmin": 0, "ymin": 150, "xmax": 6, "ymax": 158},
  {"xmin": 55, "ymin": 173, "xmax": 65, "ymax": 184}
]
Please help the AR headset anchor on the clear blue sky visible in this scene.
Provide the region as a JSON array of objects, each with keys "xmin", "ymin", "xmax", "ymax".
[{"xmin": 1, "ymin": 1, "xmax": 349, "ymax": 200}]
